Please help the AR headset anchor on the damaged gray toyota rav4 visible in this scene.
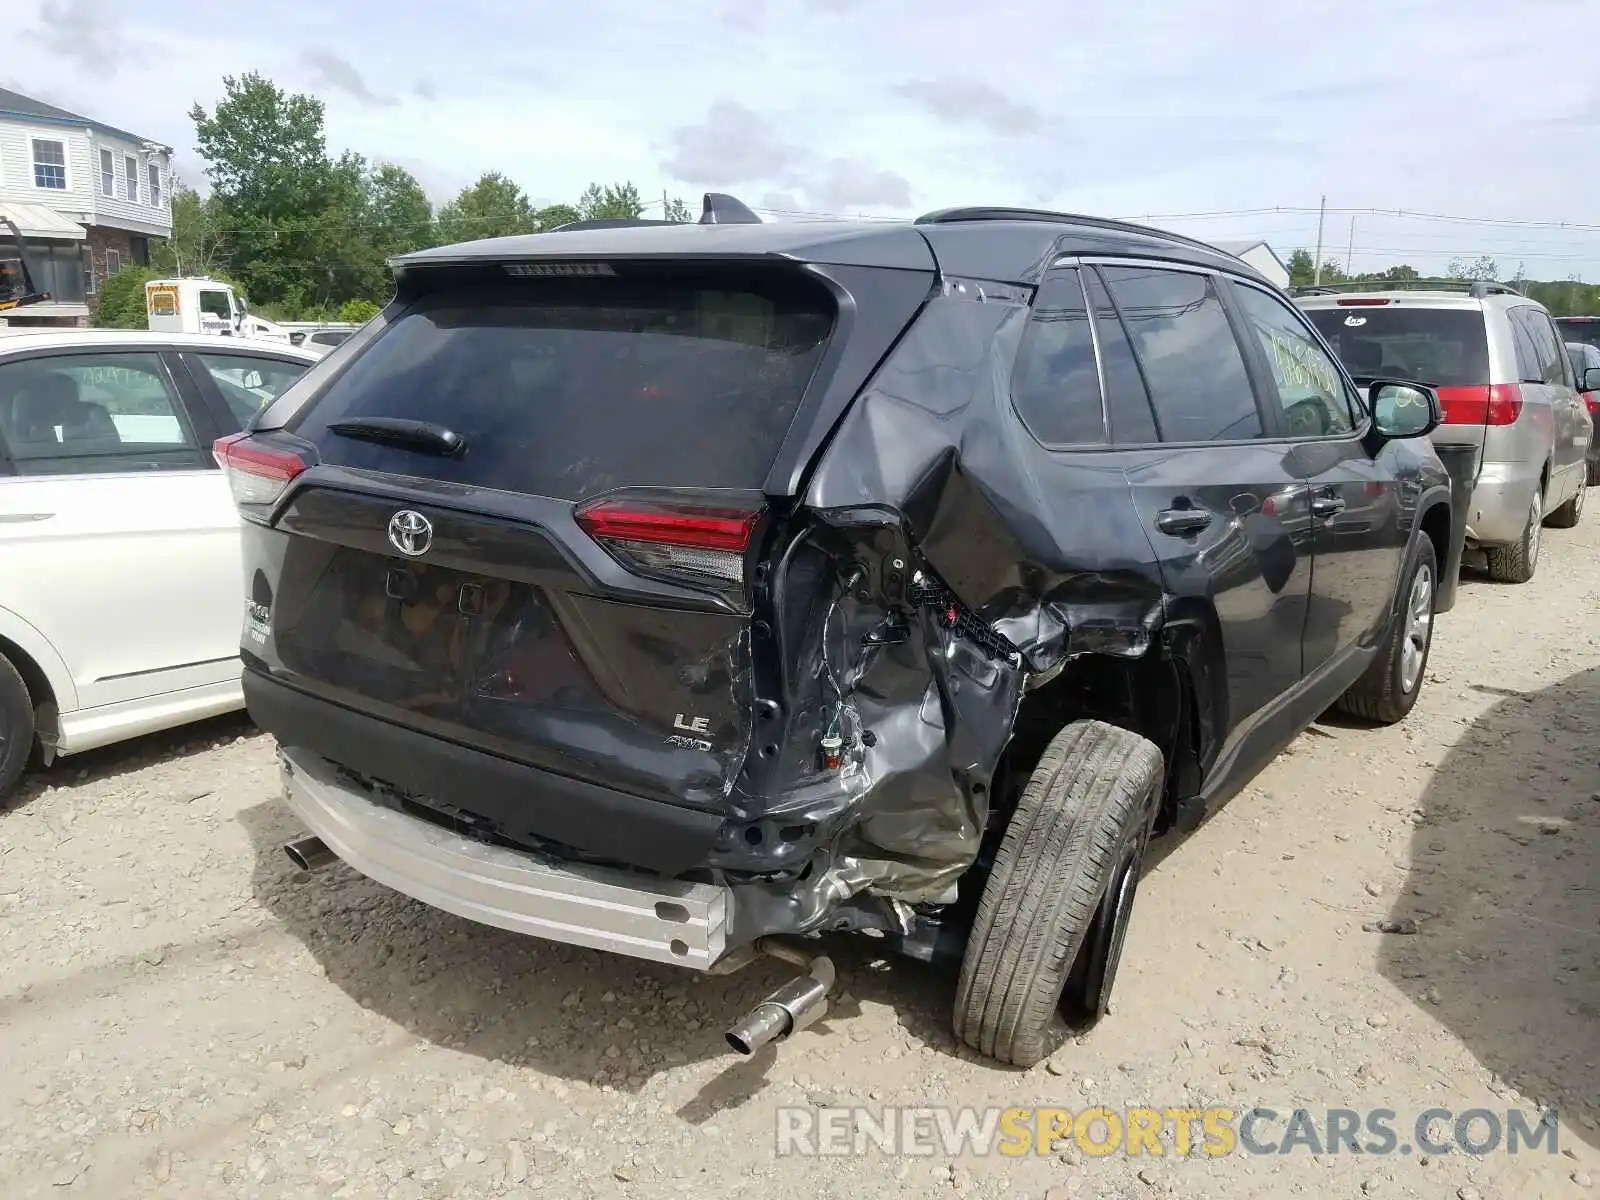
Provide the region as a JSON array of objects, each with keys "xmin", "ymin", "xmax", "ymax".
[{"xmin": 217, "ymin": 194, "xmax": 1461, "ymax": 1067}]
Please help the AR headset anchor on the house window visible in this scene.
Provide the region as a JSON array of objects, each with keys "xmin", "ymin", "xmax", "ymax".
[
  {"xmin": 148, "ymin": 163, "xmax": 161, "ymax": 208},
  {"xmin": 106, "ymin": 248, "xmax": 122, "ymax": 276},
  {"xmin": 100, "ymin": 149, "xmax": 115, "ymax": 197},
  {"xmin": 82, "ymin": 245, "xmax": 95, "ymax": 296},
  {"xmin": 125, "ymin": 155, "xmax": 138, "ymax": 202},
  {"xmin": 32, "ymin": 139, "xmax": 67, "ymax": 189}
]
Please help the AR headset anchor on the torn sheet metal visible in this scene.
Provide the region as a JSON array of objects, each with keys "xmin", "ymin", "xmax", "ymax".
[{"xmin": 717, "ymin": 284, "xmax": 1172, "ymax": 922}]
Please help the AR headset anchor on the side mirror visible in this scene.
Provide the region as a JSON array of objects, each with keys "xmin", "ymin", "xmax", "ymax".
[
  {"xmin": 1369, "ymin": 379, "xmax": 1441, "ymax": 440},
  {"xmin": 1583, "ymin": 366, "xmax": 1600, "ymax": 394}
]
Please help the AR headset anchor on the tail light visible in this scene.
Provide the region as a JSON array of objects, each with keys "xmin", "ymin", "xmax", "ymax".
[
  {"xmin": 575, "ymin": 497, "xmax": 761, "ymax": 591},
  {"xmin": 213, "ymin": 432, "xmax": 309, "ymax": 521},
  {"xmin": 1585, "ymin": 392, "xmax": 1598, "ymax": 414},
  {"xmin": 1433, "ymin": 384, "xmax": 1524, "ymax": 427},
  {"xmin": 1336, "ymin": 297, "xmax": 1391, "ymax": 306}
]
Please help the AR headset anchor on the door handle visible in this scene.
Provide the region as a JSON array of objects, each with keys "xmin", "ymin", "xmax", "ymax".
[
  {"xmin": 1155, "ymin": 506, "xmax": 1213, "ymax": 535},
  {"xmin": 1311, "ymin": 494, "xmax": 1346, "ymax": 518}
]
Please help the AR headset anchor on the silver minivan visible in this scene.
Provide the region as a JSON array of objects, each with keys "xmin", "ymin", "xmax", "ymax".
[{"xmin": 1294, "ymin": 282, "xmax": 1591, "ymax": 583}]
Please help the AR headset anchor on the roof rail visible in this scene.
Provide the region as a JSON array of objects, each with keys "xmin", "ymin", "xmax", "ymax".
[
  {"xmin": 913, "ymin": 206, "xmax": 1234, "ymax": 259},
  {"xmin": 548, "ymin": 217, "xmax": 677, "ymax": 233},
  {"xmin": 1286, "ymin": 279, "xmax": 1523, "ymax": 299}
]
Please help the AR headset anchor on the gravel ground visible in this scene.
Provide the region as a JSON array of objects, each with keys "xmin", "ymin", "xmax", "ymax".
[{"xmin": 3, "ymin": 519, "xmax": 1598, "ymax": 1200}]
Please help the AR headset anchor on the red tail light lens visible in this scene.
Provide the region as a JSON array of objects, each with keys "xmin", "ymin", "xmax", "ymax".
[
  {"xmin": 1585, "ymin": 392, "xmax": 1598, "ymax": 414},
  {"xmin": 575, "ymin": 498, "xmax": 761, "ymax": 590},
  {"xmin": 1433, "ymin": 384, "xmax": 1523, "ymax": 427},
  {"xmin": 1337, "ymin": 298, "xmax": 1391, "ymax": 306},
  {"xmin": 213, "ymin": 433, "xmax": 308, "ymax": 519}
]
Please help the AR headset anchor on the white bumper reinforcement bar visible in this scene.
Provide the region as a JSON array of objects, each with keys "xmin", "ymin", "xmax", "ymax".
[{"xmin": 278, "ymin": 746, "xmax": 732, "ymax": 969}]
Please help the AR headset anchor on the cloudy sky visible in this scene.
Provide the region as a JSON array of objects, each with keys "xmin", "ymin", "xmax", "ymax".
[{"xmin": 6, "ymin": 0, "xmax": 1599, "ymax": 275}]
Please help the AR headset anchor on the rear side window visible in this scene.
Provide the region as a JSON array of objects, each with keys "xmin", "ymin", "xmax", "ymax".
[
  {"xmin": 1083, "ymin": 269, "xmax": 1157, "ymax": 445},
  {"xmin": 293, "ymin": 272, "xmax": 835, "ymax": 501},
  {"xmin": 1302, "ymin": 306, "xmax": 1489, "ymax": 387},
  {"xmin": 1515, "ymin": 307, "xmax": 1570, "ymax": 387},
  {"xmin": 1010, "ymin": 270, "xmax": 1106, "ymax": 445},
  {"xmin": 1100, "ymin": 266, "xmax": 1261, "ymax": 442}
]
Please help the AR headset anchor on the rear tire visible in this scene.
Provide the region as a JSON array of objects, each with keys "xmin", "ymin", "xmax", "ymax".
[
  {"xmin": 1337, "ymin": 536, "xmax": 1437, "ymax": 725},
  {"xmin": 0, "ymin": 653, "xmax": 36, "ymax": 802},
  {"xmin": 953, "ymin": 720, "xmax": 1162, "ymax": 1068},
  {"xmin": 1546, "ymin": 474, "xmax": 1584, "ymax": 528},
  {"xmin": 1483, "ymin": 487, "xmax": 1541, "ymax": 583},
  {"xmin": 1587, "ymin": 460, "xmax": 1599, "ymax": 488}
]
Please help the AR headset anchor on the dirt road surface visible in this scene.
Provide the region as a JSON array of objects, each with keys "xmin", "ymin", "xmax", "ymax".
[{"xmin": 3, "ymin": 519, "xmax": 1598, "ymax": 1200}]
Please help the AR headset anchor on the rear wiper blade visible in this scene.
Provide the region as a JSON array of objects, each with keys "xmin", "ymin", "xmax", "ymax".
[{"xmin": 326, "ymin": 417, "xmax": 465, "ymax": 457}]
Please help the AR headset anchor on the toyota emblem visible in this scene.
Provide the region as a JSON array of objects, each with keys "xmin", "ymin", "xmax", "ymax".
[{"xmin": 387, "ymin": 509, "xmax": 433, "ymax": 557}]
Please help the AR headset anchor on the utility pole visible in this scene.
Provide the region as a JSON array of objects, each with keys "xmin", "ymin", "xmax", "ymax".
[
  {"xmin": 1312, "ymin": 195, "xmax": 1327, "ymax": 285},
  {"xmin": 663, "ymin": 189, "xmax": 669, "ymax": 219},
  {"xmin": 1345, "ymin": 216, "xmax": 1355, "ymax": 275}
]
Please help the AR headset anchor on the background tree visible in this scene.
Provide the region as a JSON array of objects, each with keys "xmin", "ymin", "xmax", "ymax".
[
  {"xmin": 663, "ymin": 196, "xmax": 693, "ymax": 223},
  {"xmin": 189, "ymin": 72, "xmax": 356, "ymax": 314},
  {"xmin": 577, "ymin": 182, "xmax": 645, "ymax": 221},
  {"xmin": 533, "ymin": 203, "xmax": 579, "ymax": 231},
  {"xmin": 435, "ymin": 173, "xmax": 538, "ymax": 244},
  {"xmin": 95, "ymin": 266, "xmax": 162, "ymax": 329},
  {"xmin": 152, "ymin": 179, "xmax": 227, "ymax": 277},
  {"xmin": 336, "ymin": 298, "xmax": 382, "ymax": 323}
]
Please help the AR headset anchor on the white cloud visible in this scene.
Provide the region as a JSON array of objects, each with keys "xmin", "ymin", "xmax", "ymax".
[{"xmin": 4, "ymin": 0, "xmax": 1597, "ymax": 274}]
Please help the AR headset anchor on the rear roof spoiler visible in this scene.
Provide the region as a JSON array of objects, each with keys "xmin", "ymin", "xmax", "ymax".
[
  {"xmin": 1288, "ymin": 279, "xmax": 1522, "ymax": 299},
  {"xmin": 549, "ymin": 192, "xmax": 763, "ymax": 234}
]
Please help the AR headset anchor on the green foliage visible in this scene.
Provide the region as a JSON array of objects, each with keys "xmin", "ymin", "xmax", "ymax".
[
  {"xmin": 336, "ymin": 298, "xmax": 382, "ymax": 323},
  {"xmin": 534, "ymin": 203, "xmax": 579, "ymax": 231},
  {"xmin": 663, "ymin": 196, "xmax": 693, "ymax": 223},
  {"xmin": 186, "ymin": 73, "xmax": 431, "ymax": 315},
  {"xmin": 95, "ymin": 265, "xmax": 162, "ymax": 329},
  {"xmin": 152, "ymin": 179, "xmax": 227, "ymax": 277},
  {"xmin": 577, "ymin": 182, "xmax": 645, "ymax": 222},
  {"xmin": 436, "ymin": 173, "xmax": 538, "ymax": 244}
]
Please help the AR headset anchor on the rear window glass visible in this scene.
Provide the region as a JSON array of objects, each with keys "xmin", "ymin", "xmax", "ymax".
[
  {"xmin": 1302, "ymin": 307, "xmax": 1489, "ymax": 387},
  {"xmin": 1555, "ymin": 318, "xmax": 1600, "ymax": 351},
  {"xmin": 293, "ymin": 272, "xmax": 835, "ymax": 501}
]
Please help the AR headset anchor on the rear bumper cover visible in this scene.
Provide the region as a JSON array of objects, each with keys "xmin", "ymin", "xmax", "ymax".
[
  {"xmin": 242, "ymin": 669, "xmax": 722, "ymax": 875},
  {"xmin": 1464, "ymin": 458, "xmax": 1542, "ymax": 546},
  {"xmin": 279, "ymin": 744, "xmax": 733, "ymax": 969}
]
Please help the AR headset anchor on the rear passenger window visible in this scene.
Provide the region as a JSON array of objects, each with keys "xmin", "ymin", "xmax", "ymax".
[
  {"xmin": 1526, "ymin": 310, "xmax": 1571, "ymax": 386},
  {"xmin": 1101, "ymin": 266, "xmax": 1262, "ymax": 443},
  {"xmin": 1010, "ymin": 270, "xmax": 1106, "ymax": 445},
  {"xmin": 1083, "ymin": 269, "xmax": 1157, "ymax": 445},
  {"xmin": 1509, "ymin": 309, "xmax": 1544, "ymax": 384},
  {"xmin": 0, "ymin": 352, "xmax": 201, "ymax": 475}
]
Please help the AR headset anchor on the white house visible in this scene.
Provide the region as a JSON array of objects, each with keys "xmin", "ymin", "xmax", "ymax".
[
  {"xmin": 1208, "ymin": 239, "xmax": 1291, "ymax": 290},
  {"xmin": 0, "ymin": 87, "xmax": 173, "ymax": 326}
]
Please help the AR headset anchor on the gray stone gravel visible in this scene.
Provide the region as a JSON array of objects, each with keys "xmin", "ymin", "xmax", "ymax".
[{"xmin": 3, "ymin": 522, "xmax": 1599, "ymax": 1198}]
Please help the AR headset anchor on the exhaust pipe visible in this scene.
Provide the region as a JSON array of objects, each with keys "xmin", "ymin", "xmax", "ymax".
[
  {"xmin": 725, "ymin": 938, "xmax": 836, "ymax": 1056},
  {"xmin": 284, "ymin": 835, "xmax": 335, "ymax": 871}
]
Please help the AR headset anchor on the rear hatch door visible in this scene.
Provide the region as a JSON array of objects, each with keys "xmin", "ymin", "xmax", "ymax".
[
  {"xmin": 243, "ymin": 257, "xmax": 930, "ymax": 814},
  {"xmin": 1302, "ymin": 299, "xmax": 1495, "ymax": 478}
]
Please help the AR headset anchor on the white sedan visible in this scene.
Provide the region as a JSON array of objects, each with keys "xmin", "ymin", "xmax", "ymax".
[{"xmin": 0, "ymin": 329, "xmax": 319, "ymax": 797}]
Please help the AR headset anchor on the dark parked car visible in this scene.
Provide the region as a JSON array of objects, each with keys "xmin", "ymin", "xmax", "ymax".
[
  {"xmin": 1556, "ymin": 315, "xmax": 1600, "ymax": 354},
  {"xmin": 1565, "ymin": 340, "xmax": 1600, "ymax": 484},
  {"xmin": 215, "ymin": 196, "xmax": 1459, "ymax": 1067}
]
